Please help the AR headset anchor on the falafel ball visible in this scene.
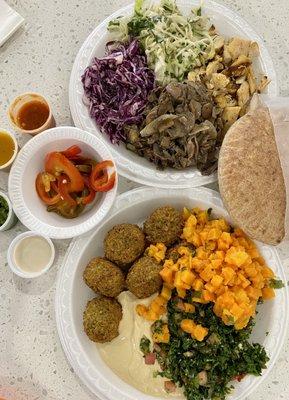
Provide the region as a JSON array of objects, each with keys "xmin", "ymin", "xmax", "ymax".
[
  {"xmin": 104, "ymin": 224, "xmax": 145, "ymax": 270},
  {"xmin": 126, "ymin": 256, "xmax": 162, "ymax": 299},
  {"xmin": 83, "ymin": 296, "xmax": 122, "ymax": 343},
  {"xmin": 83, "ymin": 257, "xmax": 125, "ymax": 298},
  {"xmin": 144, "ymin": 206, "xmax": 183, "ymax": 246}
]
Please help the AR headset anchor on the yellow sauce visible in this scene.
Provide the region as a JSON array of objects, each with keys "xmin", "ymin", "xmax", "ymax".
[
  {"xmin": 97, "ymin": 291, "xmax": 183, "ymax": 398},
  {"xmin": 0, "ymin": 131, "xmax": 15, "ymax": 166}
]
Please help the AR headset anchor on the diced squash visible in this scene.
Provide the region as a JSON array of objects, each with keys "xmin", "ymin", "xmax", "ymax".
[
  {"xmin": 138, "ymin": 207, "xmax": 277, "ymax": 331},
  {"xmin": 203, "ymin": 290, "xmax": 215, "ymax": 302},
  {"xmin": 177, "ymin": 288, "xmax": 187, "ymax": 298},
  {"xmin": 181, "ymin": 319, "xmax": 195, "ymax": 333},
  {"xmin": 160, "ymin": 267, "xmax": 174, "ymax": 284},
  {"xmin": 181, "ymin": 269, "xmax": 196, "ymax": 285},
  {"xmin": 161, "ymin": 285, "xmax": 172, "ymax": 300},
  {"xmin": 211, "ymin": 274, "xmax": 223, "ymax": 287},
  {"xmin": 200, "ymin": 266, "xmax": 215, "ymax": 282},
  {"xmin": 192, "ymin": 324, "xmax": 208, "ymax": 341},
  {"xmin": 184, "ymin": 303, "xmax": 195, "ymax": 313},
  {"xmin": 262, "ymin": 287, "xmax": 275, "ymax": 300},
  {"xmin": 192, "ymin": 278, "xmax": 204, "ymax": 291},
  {"xmin": 222, "ymin": 267, "xmax": 235, "ymax": 284}
]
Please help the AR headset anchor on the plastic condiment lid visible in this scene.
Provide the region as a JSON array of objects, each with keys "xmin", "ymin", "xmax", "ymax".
[{"xmin": 7, "ymin": 231, "xmax": 55, "ymax": 278}]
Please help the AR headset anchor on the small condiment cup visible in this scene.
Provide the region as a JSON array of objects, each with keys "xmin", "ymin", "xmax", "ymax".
[
  {"xmin": 0, "ymin": 191, "xmax": 18, "ymax": 231},
  {"xmin": 8, "ymin": 92, "xmax": 56, "ymax": 135},
  {"xmin": 0, "ymin": 129, "xmax": 18, "ymax": 171},
  {"xmin": 7, "ymin": 231, "xmax": 55, "ymax": 278}
]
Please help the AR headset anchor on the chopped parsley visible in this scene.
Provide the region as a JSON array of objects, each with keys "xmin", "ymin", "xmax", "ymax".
[
  {"xmin": 0, "ymin": 195, "xmax": 9, "ymax": 227},
  {"xmin": 153, "ymin": 292, "xmax": 269, "ymax": 400},
  {"xmin": 140, "ymin": 335, "xmax": 151, "ymax": 356},
  {"xmin": 269, "ymin": 279, "xmax": 284, "ymax": 289},
  {"xmin": 152, "ymin": 320, "xmax": 165, "ymax": 334}
]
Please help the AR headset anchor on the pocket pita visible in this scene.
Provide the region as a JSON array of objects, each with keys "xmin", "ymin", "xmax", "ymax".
[{"xmin": 218, "ymin": 106, "xmax": 286, "ymax": 245}]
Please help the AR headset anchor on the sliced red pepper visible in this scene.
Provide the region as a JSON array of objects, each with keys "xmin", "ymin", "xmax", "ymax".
[
  {"xmin": 58, "ymin": 175, "xmax": 77, "ymax": 206},
  {"xmin": 90, "ymin": 160, "xmax": 116, "ymax": 192},
  {"xmin": 93, "ymin": 171, "xmax": 116, "ymax": 192},
  {"xmin": 45, "ymin": 152, "xmax": 84, "ymax": 192},
  {"xmin": 35, "ymin": 173, "xmax": 61, "ymax": 205},
  {"xmin": 79, "ymin": 176, "xmax": 96, "ymax": 205},
  {"xmin": 61, "ymin": 145, "xmax": 81, "ymax": 159}
]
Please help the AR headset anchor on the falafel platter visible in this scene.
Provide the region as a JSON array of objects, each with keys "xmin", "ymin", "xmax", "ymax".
[
  {"xmin": 55, "ymin": 187, "xmax": 287, "ymax": 400},
  {"xmin": 2, "ymin": 0, "xmax": 288, "ymax": 399}
]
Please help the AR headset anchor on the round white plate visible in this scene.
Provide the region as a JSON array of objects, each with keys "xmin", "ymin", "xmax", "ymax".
[
  {"xmin": 8, "ymin": 127, "xmax": 118, "ymax": 239},
  {"xmin": 69, "ymin": 0, "xmax": 277, "ymax": 188},
  {"xmin": 55, "ymin": 187, "xmax": 288, "ymax": 400}
]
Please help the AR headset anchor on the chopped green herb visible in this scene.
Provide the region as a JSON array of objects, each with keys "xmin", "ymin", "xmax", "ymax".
[
  {"xmin": 140, "ymin": 335, "xmax": 151, "ymax": 356},
  {"xmin": 154, "ymin": 292, "xmax": 268, "ymax": 400},
  {"xmin": 152, "ymin": 320, "xmax": 164, "ymax": 334},
  {"xmin": 269, "ymin": 279, "xmax": 284, "ymax": 289},
  {"xmin": 192, "ymin": 290, "xmax": 202, "ymax": 298},
  {"xmin": 0, "ymin": 195, "xmax": 9, "ymax": 227}
]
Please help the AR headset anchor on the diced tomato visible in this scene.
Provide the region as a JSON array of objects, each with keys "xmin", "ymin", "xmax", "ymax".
[
  {"xmin": 144, "ymin": 353, "xmax": 156, "ymax": 365},
  {"xmin": 58, "ymin": 175, "xmax": 77, "ymax": 206},
  {"xmin": 35, "ymin": 173, "xmax": 61, "ymax": 205},
  {"xmin": 61, "ymin": 145, "xmax": 81, "ymax": 159},
  {"xmin": 164, "ymin": 381, "xmax": 176, "ymax": 393},
  {"xmin": 235, "ymin": 374, "xmax": 246, "ymax": 382},
  {"xmin": 45, "ymin": 152, "xmax": 84, "ymax": 192}
]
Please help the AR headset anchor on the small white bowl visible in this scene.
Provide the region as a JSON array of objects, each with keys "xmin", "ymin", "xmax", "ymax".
[
  {"xmin": 8, "ymin": 126, "xmax": 118, "ymax": 239},
  {"xmin": 0, "ymin": 191, "xmax": 18, "ymax": 231},
  {"xmin": 7, "ymin": 231, "xmax": 55, "ymax": 278}
]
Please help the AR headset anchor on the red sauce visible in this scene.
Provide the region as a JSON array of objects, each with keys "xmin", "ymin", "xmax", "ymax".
[{"xmin": 16, "ymin": 100, "xmax": 49, "ymax": 131}]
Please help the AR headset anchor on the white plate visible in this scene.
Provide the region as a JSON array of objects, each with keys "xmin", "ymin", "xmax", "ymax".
[
  {"xmin": 8, "ymin": 127, "xmax": 118, "ymax": 239},
  {"xmin": 69, "ymin": 0, "xmax": 277, "ymax": 188},
  {"xmin": 55, "ymin": 187, "xmax": 288, "ymax": 400}
]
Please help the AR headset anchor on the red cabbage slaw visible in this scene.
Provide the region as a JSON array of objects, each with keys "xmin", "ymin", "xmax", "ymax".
[{"xmin": 82, "ymin": 39, "xmax": 155, "ymax": 143}]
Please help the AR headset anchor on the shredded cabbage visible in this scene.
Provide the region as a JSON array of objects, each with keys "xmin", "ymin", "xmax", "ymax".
[
  {"xmin": 108, "ymin": 0, "xmax": 216, "ymax": 84},
  {"xmin": 82, "ymin": 40, "xmax": 155, "ymax": 143}
]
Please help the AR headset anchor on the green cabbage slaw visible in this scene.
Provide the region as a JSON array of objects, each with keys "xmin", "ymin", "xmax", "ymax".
[{"xmin": 108, "ymin": 0, "xmax": 216, "ymax": 84}]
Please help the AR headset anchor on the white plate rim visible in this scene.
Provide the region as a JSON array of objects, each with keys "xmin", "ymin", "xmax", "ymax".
[
  {"xmin": 69, "ymin": 0, "xmax": 278, "ymax": 189},
  {"xmin": 55, "ymin": 186, "xmax": 288, "ymax": 400},
  {"xmin": 8, "ymin": 126, "xmax": 118, "ymax": 239}
]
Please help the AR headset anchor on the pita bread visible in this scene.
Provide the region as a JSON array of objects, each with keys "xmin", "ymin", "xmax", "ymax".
[{"xmin": 218, "ymin": 106, "xmax": 286, "ymax": 245}]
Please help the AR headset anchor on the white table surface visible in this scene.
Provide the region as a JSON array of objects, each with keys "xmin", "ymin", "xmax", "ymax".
[{"xmin": 0, "ymin": 0, "xmax": 289, "ymax": 399}]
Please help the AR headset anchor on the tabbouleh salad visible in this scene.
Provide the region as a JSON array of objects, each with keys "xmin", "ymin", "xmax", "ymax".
[{"xmin": 0, "ymin": 195, "xmax": 9, "ymax": 227}]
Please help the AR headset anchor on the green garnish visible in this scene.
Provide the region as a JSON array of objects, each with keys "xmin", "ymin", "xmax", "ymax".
[
  {"xmin": 153, "ymin": 292, "xmax": 269, "ymax": 400},
  {"xmin": 152, "ymin": 320, "xmax": 165, "ymax": 334},
  {"xmin": 140, "ymin": 335, "xmax": 151, "ymax": 356},
  {"xmin": 269, "ymin": 279, "xmax": 284, "ymax": 289},
  {"xmin": 0, "ymin": 195, "xmax": 9, "ymax": 227}
]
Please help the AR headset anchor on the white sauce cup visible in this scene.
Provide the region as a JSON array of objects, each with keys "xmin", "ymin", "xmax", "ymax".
[{"xmin": 7, "ymin": 231, "xmax": 55, "ymax": 278}]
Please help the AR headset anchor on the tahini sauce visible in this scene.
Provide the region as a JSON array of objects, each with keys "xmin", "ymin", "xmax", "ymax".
[
  {"xmin": 97, "ymin": 291, "xmax": 183, "ymax": 398},
  {"xmin": 14, "ymin": 236, "xmax": 52, "ymax": 273}
]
